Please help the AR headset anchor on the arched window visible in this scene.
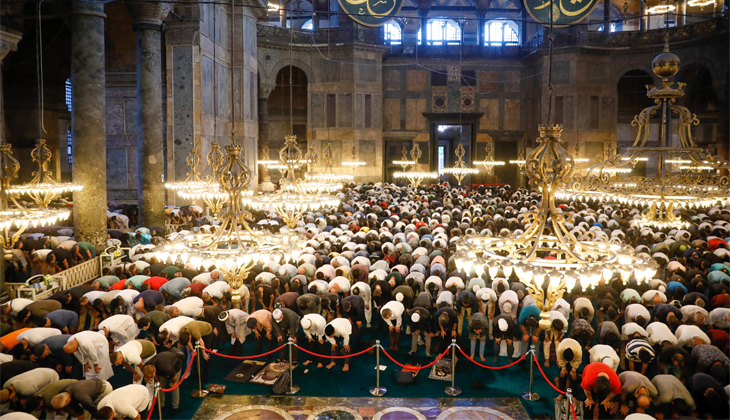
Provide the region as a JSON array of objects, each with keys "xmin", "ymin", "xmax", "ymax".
[
  {"xmin": 426, "ymin": 18, "xmax": 461, "ymax": 45},
  {"xmin": 65, "ymin": 79, "xmax": 72, "ymax": 164},
  {"xmin": 301, "ymin": 19, "xmax": 313, "ymax": 30},
  {"xmin": 384, "ymin": 21, "xmax": 402, "ymax": 45},
  {"xmin": 597, "ymin": 23, "xmax": 618, "ymax": 32},
  {"xmin": 485, "ymin": 20, "xmax": 519, "ymax": 46}
]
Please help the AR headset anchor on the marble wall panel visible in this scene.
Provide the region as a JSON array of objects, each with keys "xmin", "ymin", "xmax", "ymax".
[
  {"xmin": 504, "ymin": 99, "xmax": 521, "ymax": 131},
  {"xmin": 338, "ymin": 93, "xmax": 353, "ymax": 128},
  {"xmin": 384, "ymin": 99, "xmax": 401, "ymax": 130},
  {"xmin": 479, "ymin": 71, "xmax": 499, "ymax": 93},
  {"xmin": 504, "ymin": 71, "xmax": 520, "ymax": 92},
  {"xmin": 406, "ymin": 70, "xmax": 427, "ymax": 91},
  {"xmin": 384, "ymin": 70, "xmax": 401, "ymax": 91},
  {"xmin": 202, "ymin": 55, "xmax": 213, "ymax": 115},
  {"xmin": 106, "ymin": 100, "xmax": 125, "ymax": 135},
  {"xmin": 359, "ymin": 140, "xmax": 376, "ymax": 166},
  {"xmin": 405, "ymin": 99, "xmax": 426, "ymax": 130},
  {"xmin": 479, "ymin": 99, "xmax": 499, "ymax": 130}
]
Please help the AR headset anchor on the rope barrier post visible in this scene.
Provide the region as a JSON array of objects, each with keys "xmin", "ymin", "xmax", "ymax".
[
  {"xmin": 155, "ymin": 382, "xmax": 162, "ymax": 420},
  {"xmin": 369, "ymin": 339, "xmax": 387, "ymax": 396},
  {"xmin": 565, "ymin": 388, "xmax": 574, "ymax": 420},
  {"xmin": 191, "ymin": 343, "xmax": 208, "ymax": 398},
  {"xmin": 521, "ymin": 343, "xmax": 540, "ymax": 401},
  {"xmin": 444, "ymin": 338, "xmax": 461, "ymax": 396},
  {"xmin": 285, "ymin": 337, "xmax": 300, "ymax": 394}
]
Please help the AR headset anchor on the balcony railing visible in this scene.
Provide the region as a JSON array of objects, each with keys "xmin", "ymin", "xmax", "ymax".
[{"xmin": 257, "ymin": 17, "xmax": 728, "ymax": 54}]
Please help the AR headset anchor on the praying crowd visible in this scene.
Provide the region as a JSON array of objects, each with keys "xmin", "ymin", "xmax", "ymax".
[{"xmin": 1, "ymin": 182, "xmax": 730, "ymax": 420}]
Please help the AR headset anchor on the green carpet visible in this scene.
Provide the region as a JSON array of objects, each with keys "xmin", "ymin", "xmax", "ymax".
[{"xmin": 109, "ymin": 328, "xmax": 562, "ymax": 420}]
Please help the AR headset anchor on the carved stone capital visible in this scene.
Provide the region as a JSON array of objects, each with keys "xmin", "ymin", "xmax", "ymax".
[
  {"xmin": 259, "ymin": 83, "xmax": 276, "ymax": 99},
  {"xmin": 0, "ymin": 30, "xmax": 22, "ymax": 61},
  {"xmin": 127, "ymin": 1, "xmax": 175, "ymax": 30}
]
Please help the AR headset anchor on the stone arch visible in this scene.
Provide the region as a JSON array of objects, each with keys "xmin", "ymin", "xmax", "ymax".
[
  {"xmin": 260, "ymin": 56, "xmax": 315, "ymax": 88},
  {"xmin": 678, "ymin": 56, "xmax": 722, "ymax": 87},
  {"xmin": 611, "ymin": 62, "xmax": 658, "ymax": 90}
]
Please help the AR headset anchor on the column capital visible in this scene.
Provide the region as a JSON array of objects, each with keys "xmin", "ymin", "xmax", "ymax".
[
  {"xmin": 127, "ymin": 1, "xmax": 174, "ymax": 29},
  {"xmin": 0, "ymin": 30, "xmax": 22, "ymax": 61},
  {"xmin": 259, "ymin": 83, "xmax": 276, "ymax": 99}
]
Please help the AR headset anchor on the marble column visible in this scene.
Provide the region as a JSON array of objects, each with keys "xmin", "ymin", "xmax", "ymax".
[
  {"xmin": 128, "ymin": 2, "xmax": 173, "ymax": 229},
  {"xmin": 258, "ymin": 83, "xmax": 275, "ymax": 192},
  {"xmin": 0, "ymin": 29, "xmax": 21, "ymax": 298},
  {"xmin": 70, "ymin": 0, "xmax": 108, "ymax": 250},
  {"xmin": 603, "ymin": 0, "xmax": 611, "ymax": 35}
]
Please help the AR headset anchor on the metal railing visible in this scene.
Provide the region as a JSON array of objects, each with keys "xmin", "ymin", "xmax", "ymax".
[
  {"xmin": 15, "ymin": 253, "xmax": 123, "ymax": 300},
  {"xmin": 258, "ymin": 18, "xmax": 727, "ymax": 54}
]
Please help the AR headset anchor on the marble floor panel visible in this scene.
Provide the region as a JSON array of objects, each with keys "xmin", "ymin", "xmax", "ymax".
[{"xmin": 192, "ymin": 395, "xmax": 531, "ymax": 420}]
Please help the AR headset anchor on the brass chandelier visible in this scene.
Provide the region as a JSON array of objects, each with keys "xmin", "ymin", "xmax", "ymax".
[
  {"xmin": 243, "ymin": 135, "xmax": 340, "ymax": 228},
  {"xmin": 439, "ymin": 143, "xmax": 479, "ymax": 186},
  {"xmin": 156, "ymin": 144, "xmax": 306, "ymax": 305},
  {"xmin": 393, "ymin": 143, "xmax": 438, "ymax": 187},
  {"xmin": 560, "ymin": 44, "xmax": 730, "ymax": 229},
  {"xmin": 165, "ymin": 144, "xmax": 230, "ymax": 218},
  {"xmin": 475, "ymin": 141, "xmax": 505, "ymax": 175}
]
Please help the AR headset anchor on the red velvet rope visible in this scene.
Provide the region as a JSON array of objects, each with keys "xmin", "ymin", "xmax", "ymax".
[
  {"xmin": 380, "ymin": 346, "xmax": 449, "ymax": 370},
  {"xmin": 457, "ymin": 347, "xmax": 529, "ymax": 369},
  {"xmin": 295, "ymin": 344, "xmax": 375, "ymax": 359},
  {"xmin": 160, "ymin": 351, "xmax": 197, "ymax": 392},
  {"xmin": 145, "ymin": 396, "xmax": 157, "ymax": 420},
  {"xmin": 532, "ymin": 353, "xmax": 567, "ymax": 395},
  {"xmin": 570, "ymin": 400, "xmax": 577, "ymax": 420},
  {"xmin": 204, "ymin": 344, "xmax": 287, "ymax": 359}
]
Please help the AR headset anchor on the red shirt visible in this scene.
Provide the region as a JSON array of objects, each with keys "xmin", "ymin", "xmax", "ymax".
[
  {"xmin": 707, "ymin": 329, "xmax": 729, "ymax": 351},
  {"xmin": 143, "ymin": 276, "xmax": 168, "ymax": 291},
  {"xmin": 109, "ymin": 279, "xmax": 128, "ymax": 291},
  {"xmin": 184, "ymin": 282, "xmax": 207, "ymax": 298},
  {"xmin": 581, "ymin": 362, "xmax": 621, "ymax": 395}
]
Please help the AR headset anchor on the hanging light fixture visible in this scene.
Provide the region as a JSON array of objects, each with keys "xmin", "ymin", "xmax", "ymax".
[
  {"xmin": 393, "ymin": 143, "xmax": 438, "ymax": 187},
  {"xmin": 647, "ymin": 0, "xmax": 676, "ymax": 13},
  {"xmin": 476, "ymin": 141, "xmax": 505, "ymax": 175},
  {"xmin": 456, "ymin": 0, "xmax": 654, "ymax": 331},
  {"xmin": 439, "ymin": 143, "xmax": 479, "ymax": 186},
  {"xmin": 563, "ymin": 42, "xmax": 730, "ymax": 230},
  {"xmin": 305, "ymin": 142, "xmax": 353, "ymax": 185},
  {"xmin": 687, "ymin": 0, "xmax": 715, "ymax": 8},
  {"xmin": 392, "ymin": 146, "xmax": 415, "ymax": 170},
  {"xmin": 342, "ymin": 146, "xmax": 367, "ymax": 175}
]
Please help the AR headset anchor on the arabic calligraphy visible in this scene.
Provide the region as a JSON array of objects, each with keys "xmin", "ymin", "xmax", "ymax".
[
  {"xmin": 339, "ymin": 0, "xmax": 403, "ymax": 26},
  {"xmin": 524, "ymin": 0, "xmax": 599, "ymax": 26}
]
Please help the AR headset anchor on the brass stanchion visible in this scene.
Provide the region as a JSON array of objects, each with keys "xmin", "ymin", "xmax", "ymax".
[
  {"xmin": 564, "ymin": 388, "xmax": 574, "ymax": 420},
  {"xmin": 369, "ymin": 339, "xmax": 386, "ymax": 396},
  {"xmin": 521, "ymin": 343, "xmax": 540, "ymax": 401},
  {"xmin": 155, "ymin": 382, "xmax": 162, "ymax": 420},
  {"xmin": 444, "ymin": 338, "xmax": 461, "ymax": 396},
  {"xmin": 286, "ymin": 337, "xmax": 300, "ymax": 394},
  {"xmin": 191, "ymin": 343, "xmax": 208, "ymax": 398}
]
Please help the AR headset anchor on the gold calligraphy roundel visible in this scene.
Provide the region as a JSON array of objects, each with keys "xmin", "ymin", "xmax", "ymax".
[
  {"xmin": 524, "ymin": 0, "xmax": 600, "ymax": 27},
  {"xmin": 338, "ymin": 0, "xmax": 404, "ymax": 27}
]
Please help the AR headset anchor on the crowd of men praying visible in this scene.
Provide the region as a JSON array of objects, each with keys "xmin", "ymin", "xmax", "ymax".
[{"xmin": 0, "ymin": 182, "xmax": 729, "ymax": 420}]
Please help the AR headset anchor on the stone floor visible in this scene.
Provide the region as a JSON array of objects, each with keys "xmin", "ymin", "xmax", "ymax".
[{"xmin": 192, "ymin": 395, "xmax": 531, "ymax": 420}]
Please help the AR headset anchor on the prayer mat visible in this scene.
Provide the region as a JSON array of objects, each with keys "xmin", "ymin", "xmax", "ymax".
[
  {"xmin": 427, "ymin": 358, "xmax": 452, "ymax": 382},
  {"xmin": 223, "ymin": 360, "xmax": 265, "ymax": 383},
  {"xmin": 250, "ymin": 361, "xmax": 292, "ymax": 386}
]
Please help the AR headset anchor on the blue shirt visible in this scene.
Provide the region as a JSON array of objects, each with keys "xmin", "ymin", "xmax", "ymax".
[{"xmin": 44, "ymin": 309, "xmax": 79, "ymax": 331}]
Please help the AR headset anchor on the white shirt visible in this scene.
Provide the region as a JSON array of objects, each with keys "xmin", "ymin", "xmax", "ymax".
[
  {"xmin": 159, "ymin": 316, "xmax": 194, "ymax": 342},
  {"xmin": 69, "ymin": 331, "xmax": 114, "ymax": 381},
  {"xmin": 675, "ymin": 325, "xmax": 711, "ymax": 347},
  {"xmin": 498, "ymin": 290, "xmax": 519, "ymax": 320},
  {"xmin": 116, "ymin": 289, "xmax": 140, "ymax": 315},
  {"xmin": 173, "ymin": 297, "xmax": 204, "ymax": 317},
  {"xmin": 302, "ymin": 313, "xmax": 327, "ymax": 339},
  {"xmin": 646, "ymin": 322, "xmax": 678, "ymax": 346},
  {"xmin": 10, "ymin": 298, "xmax": 33, "ymax": 315},
  {"xmin": 351, "ymin": 282, "xmax": 371, "ymax": 303},
  {"xmin": 99, "ymin": 315, "xmax": 139, "ymax": 345},
  {"xmin": 97, "ymin": 384, "xmax": 150, "ymax": 419},
  {"xmin": 223, "ymin": 309, "xmax": 250, "ymax": 343},
  {"xmin": 3, "ymin": 368, "xmax": 59, "ymax": 396},
  {"xmin": 325, "ymin": 318, "xmax": 352, "ymax": 346},
  {"xmin": 203, "ymin": 282, "xmax": 231, "ymax": 299},
  {"xmin": 445, "ymin": 277, "xmax": 465, "ymax": 293},
  {"xmin": 709, "ymin": 307, "xmax": 730, "ymax": 329},
  {"xmin": 621, "ymin": 322, "xmax": 648, "ymax": 340},
  {"xmin": 589, "ymin": 344, "xmax": 620, "ymax": 371},
  {"xmin": 680, "ymin": 305, "xmax": 709, "ymax": 322},
  {"xmin": 309, "ymin": 280, "xmax": 329, "ymax": 295},
  {"xmin": 0, "ymin": 353, "xmax": 13, "ymax": 364},
  {"xmin": 84, "ymin": 291, "xmax": 106, "ymax": 303},
  {"xmin": 380, "ymin": 301, "xmax": 405, "ymax": 327},
  {"xmin": 328, "ymin": 277, "xmax": 350, "ymax": 294},
  {"xmin": 116, "ymin": 340, "xmax": 147, "ymax": 366},
  {"xmin": 17, "ymin": 328, "xmax": 61, "ymax": 347}
]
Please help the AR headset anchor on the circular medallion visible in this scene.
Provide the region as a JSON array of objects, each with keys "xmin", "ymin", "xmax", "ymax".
[
  {"xmin": 523, "ymin": 0, "xmax": 599, "ymax": 27},
  {"xmin": 337, "ymin": 0, "xmax": 404, "ymax": 27}
]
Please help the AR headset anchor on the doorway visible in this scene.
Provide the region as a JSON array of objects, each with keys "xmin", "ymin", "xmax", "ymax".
[{"xmin": 434, "ymin": 124, "xmax": 472, "ymax": 185}]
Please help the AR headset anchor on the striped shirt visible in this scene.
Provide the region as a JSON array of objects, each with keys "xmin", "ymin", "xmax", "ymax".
[{"xmin": 625, "ymin": 338, "xmax": 655, "ymax": 362}]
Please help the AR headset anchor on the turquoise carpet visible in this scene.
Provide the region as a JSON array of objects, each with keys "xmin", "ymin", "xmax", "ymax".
[{"xmin": 109, "ymin": 329, "xmax": 562, "ymax": 420}]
